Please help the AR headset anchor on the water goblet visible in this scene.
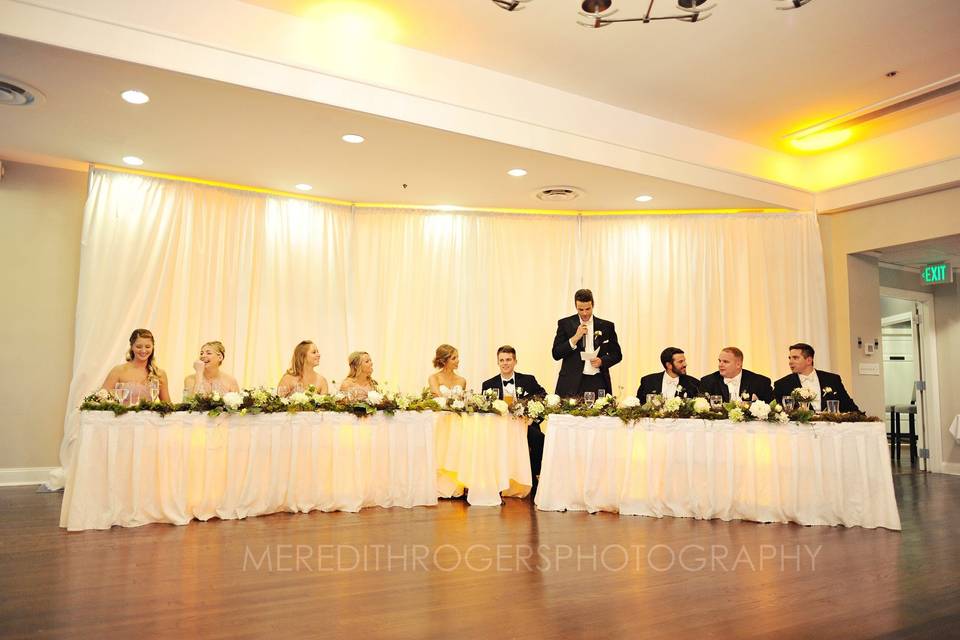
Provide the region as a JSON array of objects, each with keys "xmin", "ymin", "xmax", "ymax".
[
  {"xmin": 782, "ymin": 396, "xmax": 795, "ymax": 412},
  {"xmin": 709, "ymin": 394, "xmax": 723, "ymax": 409},
  {"xmin": 646, "ymin": 393, "xmax": 658, "ymax": 406},
  {"xmin": 598, "ymin": 389, "xmax": 607, "ymax": 399},
  {"xmin": 149, "ymin": 380, "xmax": 160, "ymax": 403},
  {"xmin": 583, "ymin": 391, "xmax": 596, "ymax": 405}
]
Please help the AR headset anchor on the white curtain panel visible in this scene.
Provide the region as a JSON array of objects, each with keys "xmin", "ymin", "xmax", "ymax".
[
  {"xmin": 50, "ymin": 169, "xmax": 827, "ymax": 488},
  {"xmin": 580, "ymin": 213, "xmax": 829, "ymax": 395}
]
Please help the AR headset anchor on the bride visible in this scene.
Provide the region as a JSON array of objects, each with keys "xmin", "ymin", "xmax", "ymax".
[{"xmin": 428, "ymin": 344, "xmax": 466, "ymax": 396}]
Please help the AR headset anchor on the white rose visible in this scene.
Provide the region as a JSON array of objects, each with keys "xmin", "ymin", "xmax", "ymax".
[
  {"xmin": 619, "ymin": 396, "xmax": 641, "ymax": 408},
  {"xmin": 438, "ymin": 385, "xmax": 451, "ymax": 398},
  {"xmin": 289, "ymin": 391, "xmax": 310, "ymax": 405},
  {"xmin": 594, "ymin": 396, "xmax": 610, "ymax": 409},
  {"xmin": 334, "ymin": 392, "xmax": 346, "ymax": 401},
  {"xmin": 452, "ymin": 399, "xmax": 466, "ymax": 410},
  {"xmin": 527, "ymin": 401, "xmax": 545, "ymax": 418},
  {"xmin": 435, "ymin": 397, "xmax": 448, "ymax": 409},
  {"xmin": 397, "ymin": 395, "xmax": 411, "ymax": 410},
  {"xmin": 280, "ymin": 397, "xmax": 290, "ymax": 405},
  {"xmin": 223, "ymin": 391, "xmax": 243, "ymax": 410},
  {"xmin": 212, "ymin": 392, "xmax": 221, "ymax": 402},
  {"xmin": 516, "ymin": 387, "xmax": 524, "ymax": 396},
  {"xmin": 567, "ymin": 398, "xmax": 578, "ymax": 406},
  {"xmin": 469, "ymin": 394, "xmax": 486, "ymax": 407},
  {"xmin": 728, "ymin": 407, "xmax": 745, "ymax": 422},
  {"xmin": 492, "ymin": 399, "xmax": 509, "ymax": 415},
  {"xmin": 749, "ymin": 400, "xmax": 771, "ymax": 419},
  {"xmin": 513, "ymin": 404, "xmax": 525, "ymax": 417},
  {"xmin": 95, "ymin": 389, "xmax": 111, "ymax": 402},
  {"xmin": 776, "ymin": 411, "xmax": 790, "ymax": 423},
  {"xmin": 545, "ymin": 394, "xmax": 561, "ymax": 408},
  {"xmin": 366, "ymin": 390, "xmax": 384, "ymax": 405},
  {"xmin": 664, "ymin": 397, "xmax": 683, "ymax": 413},
  {"xmin": 693, "ymin": 397, "xmax": 710, "ymax": 413}
]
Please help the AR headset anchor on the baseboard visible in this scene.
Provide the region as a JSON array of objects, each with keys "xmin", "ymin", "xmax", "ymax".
[
  {"xmin": 0, "ymin": 467, "xmax": 57, "ymax": 487},
  {"xmin": 938, "ymin": 462, "xmax": 960, "ymax": 476}
]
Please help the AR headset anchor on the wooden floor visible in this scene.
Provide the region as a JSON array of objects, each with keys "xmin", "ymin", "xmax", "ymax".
[{"xmin": 1, "ymin": 461, "xmax": 957, "ymax": 639}]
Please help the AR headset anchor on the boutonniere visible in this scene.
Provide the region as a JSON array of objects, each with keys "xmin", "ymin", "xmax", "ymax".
[
  {"xmin": 594, "ymin": 330, "xmax": 602, "ymax": 338},
  {"xmin": 741, "ymin": 391, "xmax": 751, "ymax": 400},
  {"xmin": 823, "ymin": 387, "xmax": 834, "ymax": 396}
]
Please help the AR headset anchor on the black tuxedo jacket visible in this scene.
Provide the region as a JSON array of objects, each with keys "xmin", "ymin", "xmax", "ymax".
[
  {"xmin": 773, "ymin": 370, "xmax": 860, "ymax": 412},
  {"xmin": 481, "ymin": 371, "xmax": 546, "ymax": 400},
  {"xmin": 699, "ymin": 369, "xmax": 773, "ymax": 403},
  {"xmin": 636, "ymin": 372, "xmax": 701, "ymax": 399},
  {"xmin": 551, "ymin": 315, "xmax": 622, "ymax": 396}
]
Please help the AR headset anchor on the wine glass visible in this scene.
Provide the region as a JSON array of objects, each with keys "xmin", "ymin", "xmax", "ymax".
[
  {"xmin": 118, "ymin": 382, "xmax": 131, "ymax": 406},
  {"xmin": 149, "ymin": 380, "xmax": 160, "ymax": 403},
  {"xmin": 583, "ymin": 391, "xmax": 596, "ymax": 405},
  {"xmin": 113, "ymin": 383, "xmax": 125, "ymax": 403},
  {"xmin": 646, "ymin": 393, "xmax": 658, "ymax": 406}
]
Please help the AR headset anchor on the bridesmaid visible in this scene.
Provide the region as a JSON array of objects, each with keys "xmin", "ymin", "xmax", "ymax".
[
  {"xmin": 428, "ymin": 344, "xmax": 466, "ymax": 396},
  {"xmin": 339, "ymin": 351, "xmax": 378, "ymax": 400},
  {"xmin": 101, "ymin": 328, "xmax": 171, "ymax": 404},
  {"xmin": 277, "ymin": 340, "xmax": 329, "ymax": 396},
  {"xmin": 183, "ymin": 341, "xmax": 240, "ymax": 399}
]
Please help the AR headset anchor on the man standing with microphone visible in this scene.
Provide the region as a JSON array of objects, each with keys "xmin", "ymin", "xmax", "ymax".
[{"xmin": 551, "ymin": 289, "xmax": 622, "ymax": 398}]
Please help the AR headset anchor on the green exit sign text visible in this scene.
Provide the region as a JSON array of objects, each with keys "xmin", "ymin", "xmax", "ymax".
[{"xmin": 921, "ymin": 262, "xmax": 953, "ymax": 285}]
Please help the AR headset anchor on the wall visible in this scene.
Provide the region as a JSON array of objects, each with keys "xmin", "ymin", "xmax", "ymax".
[
  {"xmin": 819, "ymin": 188, "xmax": 960, "ymax": 472},
  {"xmin": 0, "ymin": 161, "xmax": 86, "ymax": 478}
]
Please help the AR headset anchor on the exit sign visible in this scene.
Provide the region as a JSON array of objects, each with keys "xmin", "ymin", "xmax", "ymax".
[{"xmin": 921, "ymin": 262, "xmax": 953, "ymax": 285}]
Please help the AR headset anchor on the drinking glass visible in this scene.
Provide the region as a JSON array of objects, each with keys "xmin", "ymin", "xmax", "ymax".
[
  {"xmin": 782, "ymin": 396, "xmax": 795, "ymax": 412},
  {"xmin": 646, "ymin": 393, "xmax": 658, "ymax": 405},
  {"xmin": 709, "ymin": 394, "xmax": 723, "ymax": 409},
  {"xmin": 293, "ymin": 383, "xmax": 304, "ymax": 394},
  {"xmin": 825, "ymin": 399, "xmax": 840, "ymax": 413},
  {"xmin": 598, "ymin": 389, "xmax": 607, "ymax": 399},
  {"xmin": 149, "ymin": 381, "xmax": 160, "ymax": 403},
  {"xmin": 583, "ymin": 391, "xmax": 596, "ymax": 405},
  {"xmin": 113, "ymin": 383, "xmax": 125, "ymax": 403},
  {"xmin": 118, "ymin": 383, "xmax": 131, "ymax": 406}
]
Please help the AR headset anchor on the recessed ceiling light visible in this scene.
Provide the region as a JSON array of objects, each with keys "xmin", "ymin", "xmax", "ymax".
[
  {"xmin": 634, "ymin": 195, "xmax": 654, "ymax": 203},
  {"xmin": 295, "ymin": 183, "xmax": 313, "ymax": 191},
  {"xmin": 341, "ymin": 134, "xmax": 365, "ymax": 144},
  {"xmin": 507, "ymin": 168, "xmax": 527, "ymax": 177},
  {"xmin": 121, "ymin": 90, "xmax": 150, "ymax": 104},
  {"xmin": 122, "ymin": 156, "xmax": 144, "ymax": 166}
]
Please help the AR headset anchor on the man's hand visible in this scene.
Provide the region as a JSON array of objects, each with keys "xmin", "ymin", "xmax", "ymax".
[
  {"xmin": 590, "ymin": 357, "xmax": 602, "ymax": 368},
  {"xmin": 572, "ymin": 323, "xmax": 589, "ymax": 344}
]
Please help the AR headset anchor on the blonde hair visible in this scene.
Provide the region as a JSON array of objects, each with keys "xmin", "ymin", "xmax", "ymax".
[
  {"xmin": 345, "ymin": 351, "xmax": 377, "ymax": 385},
  {"xmin": 126, "ymin": 328, "xmax": 159, "ymax": 380},
  {"xmin": 433, "ymin": 344, "xmax": 458, "ymax": 370},
  {"xmin": 286, "ymin": 340, "xmax": 315, "ymax": 378},
  {"xmin": 202, "ymin": 340, "xmax": 226, "ymax": 363}
]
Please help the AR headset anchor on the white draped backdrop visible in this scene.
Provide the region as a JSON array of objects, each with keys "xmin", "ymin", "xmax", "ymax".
[{"xmin": 50, "ymin": 168, "xmax": 829, "ymax": 487}]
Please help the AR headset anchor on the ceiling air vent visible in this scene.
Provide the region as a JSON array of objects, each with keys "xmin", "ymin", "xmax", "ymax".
[
  {"xmin": 0, "ymin": 76, "xmax": 45, "ymax": 107},
  {"xmin": 535, "ymin": 186, "xmax": 584, "ymax": 202}
]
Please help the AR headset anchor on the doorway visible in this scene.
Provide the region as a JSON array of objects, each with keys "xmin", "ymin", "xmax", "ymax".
[{"xmin": 880, "ymin": 287, "xmax": 941, "ymax": 472}]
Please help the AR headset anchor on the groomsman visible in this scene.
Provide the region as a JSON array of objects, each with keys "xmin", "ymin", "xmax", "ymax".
[
  {"xmin": 773, "ymin": 343, "xmax": 860, "ymax": 412},
  {"xmin": 636, "ymin": 347, "xmax": 701, "ymax": 399},
  {"xmin": 700, "ymin": 347, "xmax": 773, "ymax": 402},
  {"xmin": 551, "ymin": 289, "xmax": 623, "ymax": 397},
  {"xmin": 481, "ymin": 346, "xmax": 547, "ymax": 490}
]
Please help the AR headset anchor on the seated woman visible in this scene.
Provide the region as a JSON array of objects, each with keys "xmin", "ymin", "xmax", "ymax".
[
  {"xmin": 277, "ymin": 340, "xmax": 329, "ymax": 396},
  {"xmin": 183, "ymin": 341, "xmax": 240, "ymax": 399},
  {"xmin": 339, "ymin": 351, "xmax": 378, "ymax": 401},
  {"xmin": 101, "ymin": 328, "xmax": 171, "ymax": 404},
  {"xmin": 428, "ymin": 344, "xmax": 467, "ymax": 396}
]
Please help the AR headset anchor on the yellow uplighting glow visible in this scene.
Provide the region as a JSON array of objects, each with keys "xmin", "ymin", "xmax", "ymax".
[
  {"xmin": 789, "ymin": 128, "xmax": 853, "ymax": 152},
  {"xmin": 301, "ymin": 1, "xmax": 399, "ymax": 43}
]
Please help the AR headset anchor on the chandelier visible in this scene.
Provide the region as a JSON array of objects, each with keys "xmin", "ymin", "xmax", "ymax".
[{"xmin": 490, "ymin": 1, "xmax": 815, "ymax": 27}]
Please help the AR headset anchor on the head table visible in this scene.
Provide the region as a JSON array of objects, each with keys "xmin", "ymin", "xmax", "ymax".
[
  {"xmin": 535, "ymin": 414, "xmax": 901, "ymax": 531},
  {"xmin": 61, "ymin": 410, "xmax": 532, "ymax": 531}
]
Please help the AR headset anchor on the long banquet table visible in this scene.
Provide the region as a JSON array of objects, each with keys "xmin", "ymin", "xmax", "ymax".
[
  {"xmin": 61, "ymin": 410, "xmax": 531, "ymax": 531},
  {"xmin": 535, "ymin": 415, "xmax": 901, "ymax": 531}
]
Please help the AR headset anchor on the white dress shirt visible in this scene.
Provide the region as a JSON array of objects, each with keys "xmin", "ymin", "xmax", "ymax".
[
  {"xmin": 569, "ymin": 316, "xmax": 599, "ymax": 375},
  {"xmin": 724, "ymin": 372, "xmax": 743, "ymax": 401},
  {"xmin": 798, "ymin": 370, "xmax": 822, "ymax": 411},
  {"xmin": 501, "ymin": 376, "xmax": 516, "ymax": 398},
  {"xmin": 662, "ymin": 372, "xmax": 680, "ymax": 398}
]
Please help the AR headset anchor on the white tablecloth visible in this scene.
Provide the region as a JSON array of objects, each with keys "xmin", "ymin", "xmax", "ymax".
[
  {"xmin": 61, "ymin": 411, "xmax": 439, "ymax": 531},
  {"xmin": 434, "ymin": 412, "xmax": 532, "ymax": 506},
  {"xmin": 536, "ymin": 415, "xmax": 901, "ymax": 531}
]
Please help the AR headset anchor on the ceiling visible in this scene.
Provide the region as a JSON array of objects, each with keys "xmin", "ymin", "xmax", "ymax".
[
  {"xmin": 241, "ymin": 0, "xmax": 960, "ymax": 152},
  {"xmin": 874, "ymin": 234, "xmax": 960, "ymax": 270},
  {"xmin": 0, "ymin": 34, "xmax": 780, "ymax": 210}
]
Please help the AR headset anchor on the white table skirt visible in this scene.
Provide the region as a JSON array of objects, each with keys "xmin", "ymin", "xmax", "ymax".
[
  {"xmin": 434, "ymin": 412, "xmax": 532, "ymax": 506},
  {"xmin": 61, "ymin": 411, "xmax": 439, "ymax": 531},
  {"xmin": 535, "ymin": 415, "xmax": 901, "ymax": 531}
]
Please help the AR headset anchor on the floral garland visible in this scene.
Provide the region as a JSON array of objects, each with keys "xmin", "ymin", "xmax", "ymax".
[{"xmin": 81, "ymin": 387, "xmax": 880, "ymax": 424}]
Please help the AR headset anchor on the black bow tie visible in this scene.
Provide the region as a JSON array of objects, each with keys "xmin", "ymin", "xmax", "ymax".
[{"xmin": 502, "ymin": 379, "xmax": 515, "ymax": 386}]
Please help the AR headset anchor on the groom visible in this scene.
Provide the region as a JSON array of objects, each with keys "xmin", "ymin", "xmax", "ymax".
[{"xmin": 551, "ymin": 289, "xmax": 622, "ymax": 397}]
